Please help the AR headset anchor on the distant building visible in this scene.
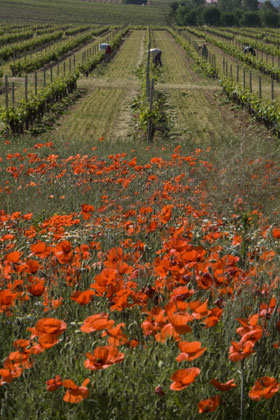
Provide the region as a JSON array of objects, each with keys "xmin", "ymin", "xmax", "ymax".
[{"xmin": 205, "ymin": 0, "xmax": 218, "ymax": 3}]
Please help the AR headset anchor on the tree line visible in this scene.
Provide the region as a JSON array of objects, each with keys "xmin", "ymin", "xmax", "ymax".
[{"xmin": 170, "ymin": 0, "xmax": 280, "ymax": 27}]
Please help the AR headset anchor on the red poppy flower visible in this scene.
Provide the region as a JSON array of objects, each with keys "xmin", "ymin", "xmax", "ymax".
[
  {"xmin": 53, "ymin": 240, "xmax": 73, "ymax": 264},
  {"xmin": 71, "ymin": 290, "xmax": 95, "ymax": 305},
  {"xmin": 210, "ymin": 378, "xmax": 237, "ymax": 391},
  {"xmin": 249, "ymin": 377, "xmax": 279, "ymax": 400},
  {"xmin": 63, "ymin": 378, "xmax": 90, "ymax": 403},
  {"xmin": 5, "ymin": 251, "xmax": 22, "ymax": 263},
  {"xmin": 84, "ymin": 346, "xmax": 124, "ymax": 370},
  {"xmin": 46, "ymin": 375, "xmax": 62, "ymax": 392},
  {"xmin": 176, "ymin": 340, "xmax": 206, "ymax": 362},
  {"xmin": 80, "ymin": 313, "xmax": 114, "ymax": 333},
  {"xmin": 168, "ymin": 314, "xmax": 192, "ymax": 335},
  {"xmin": 28, "ymin": 318, "xmax": 67, "ymax": 349},
  {"xmin": 198, "ymin": 395, "xmax": 221, "ymax": 413},
  {"xmin": 229, "ymin": 340, "xmax": 255, "ymax": 362},
  {"xmin": 170, "ymin": 368, "xmax": 200, "ymax": 391}
]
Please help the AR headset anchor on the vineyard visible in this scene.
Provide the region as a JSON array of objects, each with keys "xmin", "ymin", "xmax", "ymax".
[
  {"xmin": 0, "ymin": 0, "xmax": 169, "ymax": 25},
  {"xmin": 1, "ymin": 22, "xmax": 280, "ymax": 420}
]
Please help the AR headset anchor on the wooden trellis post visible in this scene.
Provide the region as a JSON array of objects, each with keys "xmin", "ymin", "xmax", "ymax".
[
  {"xmin": 146, "ymin": 28, "xmax": 151, "ymax": 100},
  {"xmin": 25, "ymin": 75, "xmax": 28, "ymax": 102},
  {"xmin": 34, "ymin": 71, "xmax": 37, "ymax": 95},
  {"xmin": 5, "ymin": 76, "xmax": 8, "ymax": 110},
  {"xmin": 147, "ymin": 79, "xmax": 154, "ymax": 143},
  {"xmin": 12, "ymin": 82, "xmax": 15, "ymax": 108},
  {"xmin": 249, "ymin": 71, "xmax": 252, "ymax": 93}
]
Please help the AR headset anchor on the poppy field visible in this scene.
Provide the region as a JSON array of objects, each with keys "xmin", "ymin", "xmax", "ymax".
[{"xmin": 1, "ymin": 28, "xmax": 280, "ymax": 420}]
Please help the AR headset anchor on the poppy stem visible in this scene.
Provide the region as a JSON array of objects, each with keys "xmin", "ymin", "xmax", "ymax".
[{"xmin": 240, "ymin": 360, "xmax": 245, "ymax": 420}]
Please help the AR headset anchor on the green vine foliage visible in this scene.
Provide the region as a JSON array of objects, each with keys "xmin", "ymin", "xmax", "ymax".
[
  {"xmin": 9, "ymin": 30, "xmax": 98, "ymax": 76},
  {"xmin": 131, "ymin": 50, "xmax": 167, "ymax": 137},
  {"xmin": 0, "ymin": 31, "xmax": 63, "ymax": 62},
  {"xmin": 0, "ymin": 72, "xmax": 79, "ymax": 134},
  {"xmin": 220, "ymin": 76, "xmax": 280, "ymax": 134},
  {"xmin": 0, "ymin": 30, "xmax": 33, "ymax": 48}
]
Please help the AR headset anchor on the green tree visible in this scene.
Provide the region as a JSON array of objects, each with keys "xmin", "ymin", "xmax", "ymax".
[
  {"xmin": 189, "ymin": 0, "xmax": 205, "ymax": 6},
  {"xmin": 175, "ymin": 5, "xmax": 199, "ymax": 25},
  {"xmin": 262, "ymin": 0, "xmax": 276, "ymax": 10},
  {"xmin": 203, "ymin": 6, "xmax": 221, "ymax": 25},
  {"xmin": 233, "ymin": 7, "xmax": 243, "ymax": 24},
  {"xmin": 260, "ymin": 9, "xmax": 279, "ymax": 26},
  {"xmin": 221, "ymin": 11, "xmax": 237, "ymax": 25},
  {"xmin": 240, "ymin": 10, "xmax": 261, "ymax": 25},
  {"xmin": 169, "ymin": 1, "xmax": 180, "ymax": 15},
  {"xmin": 242, "ymin": 0, "xmax": 258, "ymax": 11},
  {"xmin": 218, "ymin": 0, "xmax": 242, "ymax": 12}
]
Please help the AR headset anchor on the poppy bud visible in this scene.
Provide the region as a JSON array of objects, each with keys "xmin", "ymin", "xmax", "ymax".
[{"xmin": 154, "ymin": 386, "xmax": 165, "ymax": 396}]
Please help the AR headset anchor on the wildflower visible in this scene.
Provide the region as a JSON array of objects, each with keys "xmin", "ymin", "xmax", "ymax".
[
  {"xmin": 170, "ymin": 368, "xmax": 200, "ymax": 391},
  {"xmin": 229, "ymin": 340, "xmax": 255, "ymax": 362},
  {"xmin": 63, "ymin": 378, "xmax": 90, "ymax": 403},
  {"xmin": 210, "ymin": 378, "xmax": 237, "ymax": 391},
  {"xmin": 84, "ymin": 346, "xmax": 124, "ymax": 370},
  {"xmin": 80, "ymin": 313, "xmax": 114, "ymax": 333},
  {"xmin": 154, "ymin": 385, "xmax": 165, "ymax": 396},
  {"xmin": 176, "ymin": 341, "xmax": 206, "ymax": 362},
  {"xmin": 28, "ymin": 318, "xmax": 67, "ymax": 349},
  {"xmin": 249, "ymin": 377, "xmax": 279, "ymax": 400},
  {"xmin": 46, "ymin": 375, "xmax": 62, "ymax": 392},
  {"xmin": 198, "ymin": 395, "xmax": 221, "ymax": 413}
]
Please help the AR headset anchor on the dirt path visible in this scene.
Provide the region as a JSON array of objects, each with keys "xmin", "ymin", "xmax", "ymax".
[{"xmin": 77, "ymin": 79, "xmax": 218, "ymax": 90}]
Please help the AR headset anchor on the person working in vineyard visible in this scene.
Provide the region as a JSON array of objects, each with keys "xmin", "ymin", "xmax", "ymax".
[
  {"xmin": 243, "ymin": 46, "xmax": 256, "ymax": 56},
  {"xmin": 201, "ymin": 44, "xmax": 208, "ymax": 60},
  {"xmin": 99, "ymin": 43, "xmax": 109, "ymax": 52},
  {"xmin": 148, "ymin": 48, "xmax": 162, "ymax": 67},
  {"xmin": 105, "ymin": 44, "xmax": 112, "ymax": 62},
  {"xmin": 99, "ymin": 43, "xmax": 112, "ymax": 62}
]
